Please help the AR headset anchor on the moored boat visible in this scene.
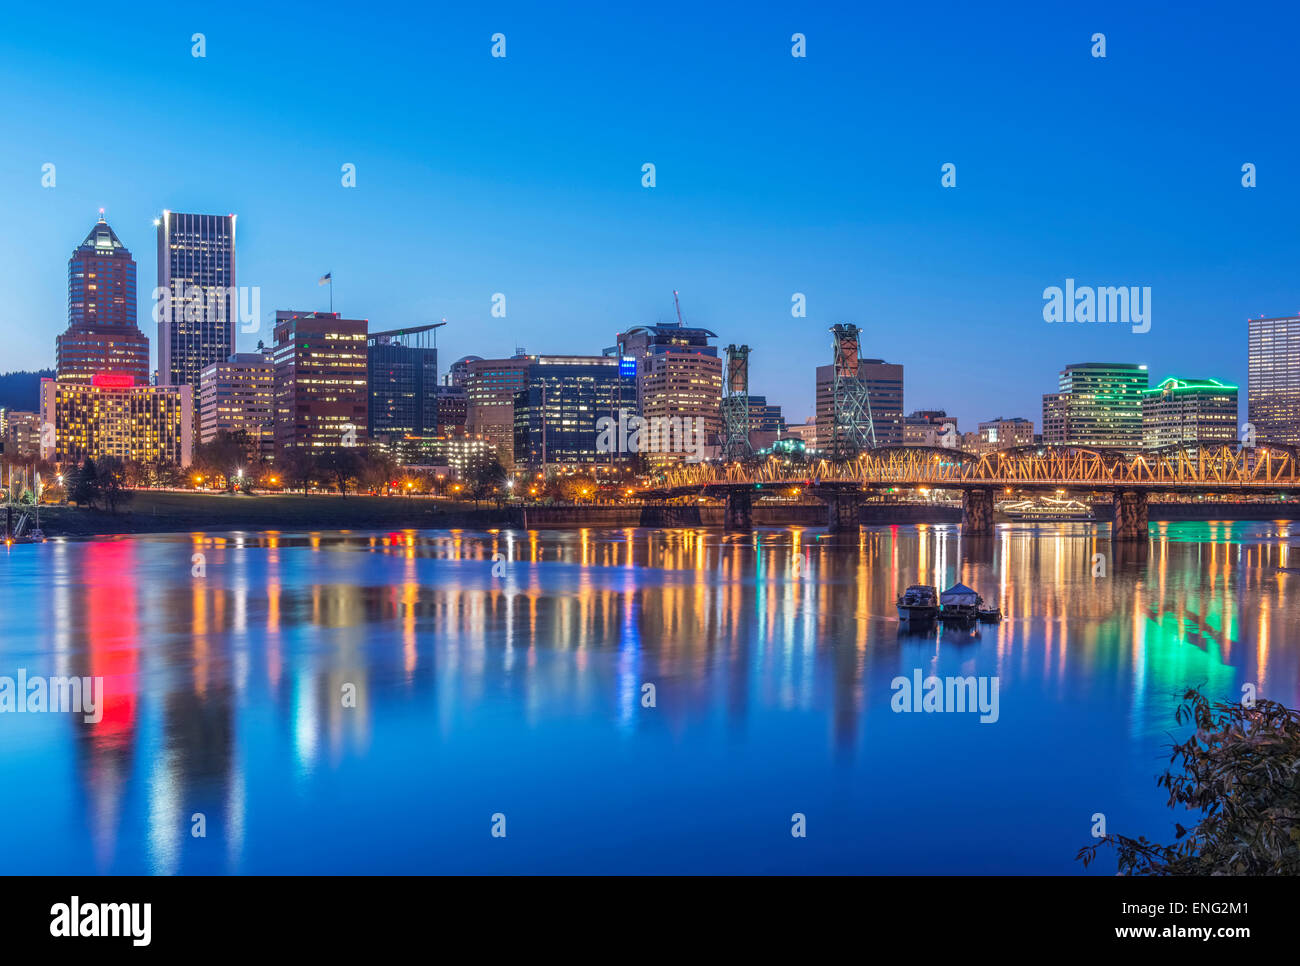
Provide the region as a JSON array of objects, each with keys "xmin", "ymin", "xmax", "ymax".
[
  {"xmin": 939, "ymin": 582, "xmax": 981, "ymax": 621},
  {"xmin": 896, "ymin": 584, "xmax": 939, "ymax": 621},
  {"xmin": 999, "ymin": 496, "xmax": 1094, "ymax": 522}
]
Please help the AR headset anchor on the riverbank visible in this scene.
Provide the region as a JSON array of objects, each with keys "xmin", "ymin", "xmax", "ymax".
[
  {"xmin": 36, "ymin": 492, "xmax": 512, "ymax": 536},
  {"xmin": 28, "ymin": 491, "xmax": 1300, "ymax": 537}
]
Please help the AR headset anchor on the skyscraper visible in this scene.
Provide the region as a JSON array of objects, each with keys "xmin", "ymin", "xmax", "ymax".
[
  {"xmin": 272, "ymin": 311, "xmax": 368, "ymax": 452},
  {"xmin": 1247, "ymin": 315, "xmax": 1300, "ymax": 445},
  {"xmin": 367, "ymin": 323, "xmax": 442, "ymax": 441},
  {"xmin": 1041, "ymin": 362, "xmax": 1148, "ymax": 448},
  {"xmin": 512, "ymin": 355, "xmax": 637, "ymax": 471},
  {"xmin": 55, "ymin": 214, "xmax": 150, "ymax": 386},
  {"xmin": 465, "ymin": 355, "xmax": 532, "ymax": 467},
  {"xmin": 1142, "ymin": 378, "xmax": 1238, "ymax": 450},
  {"xmin": 156, "ymin": 211, "xmax": 237, "ymax": 395},
  {"xmin": 615, "ymin": 319, "xmax": 723, "ymax": 464}
]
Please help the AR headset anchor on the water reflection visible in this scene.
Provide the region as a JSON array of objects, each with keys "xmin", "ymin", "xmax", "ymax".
[{"xmin": 1, "ymin": 522, "xmax": 1297, "ymax": 874}]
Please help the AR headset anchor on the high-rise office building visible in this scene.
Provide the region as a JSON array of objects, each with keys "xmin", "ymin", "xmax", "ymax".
[
  {"xmin": 272, "ymin": 311, "xmax": 368, "ymax": 452},
  {"xmin": 815, "ymin": 358, "xmax": 905, "ymax": 449},
  {"xmin": 512, "ymin": 355, "xmax": 637, "ymax": 471},
  {"xmin": 615, "ymin": 321, "xmax": 723, "ymax": 464},
  {"xmin": 367, "ymin": 324, "xmax": 442, "ymax": 442},
  {"xmin": 40, "ymin": 375, "xmax": 192, "ymax": 467},
  {"xmin": 1041, "ymin": 362, "xmax": 1148, "ymax": 448},
  {"xmin": 616, "ymin": 319, "xmax": 720, "ymax": 416},
  {"xmin": 199, "ymin": 349, "xmax": 276, "ymax": 460},
  {"xmin": 1141, "ymin": 378, "xmax": 1238, "ymax": 450},
  {"xmin": 1247, "ymin": 315, "xmax": 1300, "ymax": 446},
  {"xmin": 465, "ymin": 355, "xmax": 532, "ymax": 468},
  {"xmin": 156, "ymin": 211, "xmax": 237, "ymax": 396},
  {"xmin": 55, "ymin": 214, "xmax": 150, "ymax": 386}
]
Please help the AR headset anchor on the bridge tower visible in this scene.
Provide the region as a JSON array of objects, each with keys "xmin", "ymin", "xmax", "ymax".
[
  {"xmin": 829, "ymin": 323, "xmax": 876, "ymax": 457},
  {"xmin": 722, "ymin": 344, "xmax": 752, "ymax": 461}
]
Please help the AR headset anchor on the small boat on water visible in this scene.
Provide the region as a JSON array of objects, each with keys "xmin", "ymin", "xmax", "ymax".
[
  {"xmin": 939, "ymin": 582, "xmax": 981, "ymax": 622},
  {"xmin": 896, "ymin": 584, "xmax": 939, "ymax": 622},
  {"xmin": 977, "ymin": 603, "xmax": 1002, "ymax": 623}
]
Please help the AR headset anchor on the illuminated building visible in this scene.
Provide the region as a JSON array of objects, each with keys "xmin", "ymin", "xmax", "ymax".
[
  {"xmin": 782, "ymin": 418, "xmax": 819, "ymax": 451},
  {"xmin": 367, "ymin": 323, "xmax": 442, "ymax": 442},
  {"xmin": 1141, "ymin": 378, "xmax": 1238, "ymax": 450},
  {"xmin": 512, "ymin": 355, "xmax": 637, "ymax": 470},
  {"xmin": 464, "ymin": 355, "xmax": 531, "ymax": 468},
  {"xmin": 1247, "ymin": 315, "xmax": 1300, "ymax": 445},
  {"xmin": 976, "ymin": 417, "xmax": 1035, "ymax": 453},
  {"xmin": 615, "ymin": 319, "xmax": 723, "ymax": 465},
  {"xmin": 2, "ymin": 411, "xmax": 42, "ymax": 458},
  {"xmin": 156, "ymin": 211, "xmax": 237, "ymax": 396},
  {"xmin": 39, "ymin": 374, "xmax": 192, "ymax": 467},
  {"xmin": 199, "ymin": 350, "xmax": 275, "ymax": 460},
  {"xmin": 1041, "ymin": 362, "xmax": 1148, "ymax": 448},
  {"xmin": 272, "ymin": 311, "xmax": 369, "ymax": 452},
  {"xmin": 55, "ymin": 214, "xmax": 149, "ymax": 386},
  {"xmin": 391, "ymin": 430, "xmax": 496, "ymax": 478}
]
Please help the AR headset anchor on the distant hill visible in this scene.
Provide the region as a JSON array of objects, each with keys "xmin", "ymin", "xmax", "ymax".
[{"xmin": 0, "ymin": 370, "xmax": 54, "ymax": 412}]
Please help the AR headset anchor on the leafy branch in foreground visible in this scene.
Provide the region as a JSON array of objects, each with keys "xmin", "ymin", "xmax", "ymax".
[{"xmin": 1078, "ymin": 687, "xmax": 1300, "ymax": 875}]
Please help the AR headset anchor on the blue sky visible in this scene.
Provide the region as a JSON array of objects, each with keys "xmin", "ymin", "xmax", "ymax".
[{"xmin": 1, "ymin": 1, "xmax": 1297, "ymax": 426}]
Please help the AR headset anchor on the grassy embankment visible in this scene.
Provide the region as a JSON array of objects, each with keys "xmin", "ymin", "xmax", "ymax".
[{"xmin": 36, "ymin": 491, "xmax": 511, "ymax": 537}]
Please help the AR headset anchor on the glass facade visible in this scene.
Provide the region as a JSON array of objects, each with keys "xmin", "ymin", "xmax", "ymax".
[
  {"xmin": 1041, "ymin": 362, "xmax": 1149, "ymax": 448},
  {"xmin": 512, "ymin": 356, "xmax": 637, "ymax": 469},
  {"xmin": 1247, "ymin": 315, "xmax": 1300, "ymax": 446},
  {"xmin": 157, "ymin": 211, "xmax": 237, "ymax": 395}
]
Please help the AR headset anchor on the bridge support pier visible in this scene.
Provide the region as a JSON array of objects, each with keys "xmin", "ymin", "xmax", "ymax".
[
  {"xmin": 724, "ymin": 488, "xmax": 753, "ymax": 531},
  {"xmin": 961, "ymin": 488, "xmax": 995, "ymax": 536},
  {"xmin": 1111, "ymin": 490, "xmax": 1149, "ymax": 542},
  {"xmin": 823, "ymin": 492, "xmax": 863, "ymax": 533}
]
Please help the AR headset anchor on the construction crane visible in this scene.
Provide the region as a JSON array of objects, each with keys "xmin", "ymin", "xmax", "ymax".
[{"xmin": 673, "ymin": 290, "xmax": 686, "ymax": 326}]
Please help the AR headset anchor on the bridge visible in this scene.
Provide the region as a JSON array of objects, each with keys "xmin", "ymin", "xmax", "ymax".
[{"xmin": 645, "ymin": 444, "xmax": 1300, "ymax": 540}]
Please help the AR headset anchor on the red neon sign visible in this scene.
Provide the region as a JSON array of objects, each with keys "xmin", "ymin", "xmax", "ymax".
[{"xmin": 91, "ymin": 372, "xmax": 135, "ymax": 388}]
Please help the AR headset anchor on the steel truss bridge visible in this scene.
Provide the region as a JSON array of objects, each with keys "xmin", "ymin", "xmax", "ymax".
[{"xmin": 648, "ymin": 444, "xmax": 1300, "ymax": 539}]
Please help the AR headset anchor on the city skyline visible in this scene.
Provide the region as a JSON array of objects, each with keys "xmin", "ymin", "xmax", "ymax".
[{"xmin": 3, "ymin": 3, "xmax": 1298, "ymax": 425}]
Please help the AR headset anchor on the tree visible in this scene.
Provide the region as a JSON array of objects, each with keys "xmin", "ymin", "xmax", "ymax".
[
  {"xmin": 559, "ymin": 474, "xmax": 597, "ymax": 503},
  {"xmin": 468, "ymin": 458, "xmax": 507, "ymax": 507},
  {"xmin": 1078, "ymin": 687, "xmax": 1300, "ymax": 875},
  {"xmin": 317, "ymin": 447, "xmax": 363, "ymax": 496},
  {"xmin": 192, "ymin": 430, "xmax": 252, "ymax": 490},
  {"xmin": 96, "ymin": 457, "xmax": 132, "ymax": 513},
  {"xmin": 280, "ymin": 450, "xmax": 316, "ymax": 495},
  {"xmin": 69, "ymin": 458, "xmax": 102, "ymax": 509},
  {"xmin": 358, "ymin": 449, "xmax": 398, "ymax": 494}
]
